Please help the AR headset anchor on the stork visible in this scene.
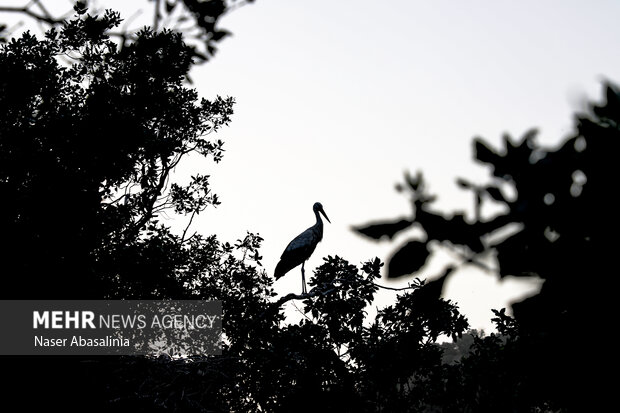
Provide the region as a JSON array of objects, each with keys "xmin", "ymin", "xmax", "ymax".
[{"xmin": 275, "ymin": 202, "xmax": 331, "ymax": 294}]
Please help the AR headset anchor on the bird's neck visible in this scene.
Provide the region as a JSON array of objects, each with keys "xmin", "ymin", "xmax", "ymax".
[{"xmin": 313, "ymin": 210, "xmax": 324, "ymax": 236}]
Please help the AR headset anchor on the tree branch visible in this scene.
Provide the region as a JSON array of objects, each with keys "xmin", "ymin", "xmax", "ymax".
[
  {"xmin": 258, "ymin": 285, "xmax": 337, "ymax": 320},
  {"xmin": 371, "ymin": 282, "xmax": 420, "ymax": 291},
  {"xmin": 180, "ymin": 209, "xmax": 198, "ymax": 243},
  {"xmin": 258, "ymin": 277, "xmax": 422, "ymax": 321},
  {"xmin": 0, "ymin": 4, "xmax": 63, "ymax": 26}
]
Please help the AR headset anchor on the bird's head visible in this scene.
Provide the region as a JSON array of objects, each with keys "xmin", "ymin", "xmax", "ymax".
[{"xmin": 313, "ymin": 202, "xmax": 331, "ymax": 223}]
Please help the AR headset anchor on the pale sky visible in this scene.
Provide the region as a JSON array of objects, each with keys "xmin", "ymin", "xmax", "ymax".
[
  {"xmin": 6, "ymin": 0, "xmax": 620, "ymax": 332},
  {"xmin": 183, "ymin": 0, "xmax": 620, "ymax": 332}
]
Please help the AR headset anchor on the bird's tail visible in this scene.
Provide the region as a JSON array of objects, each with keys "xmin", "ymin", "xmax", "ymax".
[{"xmin": 274, "ymin": 260, "xmax": 295, "ymax": 280}]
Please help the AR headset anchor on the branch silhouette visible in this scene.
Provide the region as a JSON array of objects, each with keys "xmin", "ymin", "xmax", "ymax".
[{"xmin": 259, "ymin": 275, "xmax": 424, "ymax": 321}]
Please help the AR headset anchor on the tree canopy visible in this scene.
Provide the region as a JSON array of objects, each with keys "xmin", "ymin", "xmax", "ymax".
[
  {"xmin": 0, "ymin": 6, "xmax": 236, "ymax": 299},
  {"xmin": 0, "ymin": 0, "xmax": 252, "ymax": 63},
  {"xmin": 355, "ymin": 81, "xmax": 620, "ymax": 411},
  {"xmin": 1, "ymin": 3, "xmax": 613, "ymax": 412}
]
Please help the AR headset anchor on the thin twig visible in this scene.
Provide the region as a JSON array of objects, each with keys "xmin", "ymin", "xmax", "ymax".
[
  {"xmin": 371, "ymin": 282, "xmax": 419, "ymax": 292},
  {"xmin": 258, "ymin": 276, "xmax": 421, "ymax": 321},
  {"xmin": 180, "ymin": 209, "xmax": 198, "ymax": 243},
  {"xmin": 0, "ymin": 5, "xmax": 63, "ymax": 25},
  {"xmin": 329, "ymin": 277, "xmax": 420, "ymax": 292},
  {"xmin": 258, "ymin": 286, "xmax": 337, "ymax": 320},
  {"xmin": 290, "ymin": 300, "xmax": 313, "ymax": 322}
]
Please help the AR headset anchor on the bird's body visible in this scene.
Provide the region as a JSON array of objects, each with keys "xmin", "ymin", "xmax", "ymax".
[{"xmin": 275, "ymin": 202, "xmax": 330, "ymax": 294}]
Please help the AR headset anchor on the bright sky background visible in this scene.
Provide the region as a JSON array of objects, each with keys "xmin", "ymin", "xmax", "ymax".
[
  {"xmin": 5, "ymin": 0, "xmax": 620, "ymax": 333},
  {"xmin": 185, "ymin": 0, "xmax": 620, "ymax": 332}
]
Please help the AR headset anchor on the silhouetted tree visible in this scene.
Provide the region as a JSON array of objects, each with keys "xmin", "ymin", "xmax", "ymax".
[
  {"xmin": 0, "ymin": 7, "xmax": 472, "ymax": 412},
  {"xmin": 0, "ymin": 6, "xmax": 237, "ymax": 299},
  {"xmin": 1, "ymin": 7, "xmax": 251, "ymax": 410},
  {"xmin": 4, "ymin": 3, "xmax": 608, "ymax": 412},
  {"xmin": 439, "ymin": 328, "xmax": 484, "ymax": 365},
  {"xmin": 94, "ymin": 256, "xmax": 469, "ymax": 412},
  {"xmin": 0, "ymin": 0, "xmax": 254, "ymax": 63},
  {"xmin": 355, "ymin": 82, "xmax": 620, "ymax": 411}
]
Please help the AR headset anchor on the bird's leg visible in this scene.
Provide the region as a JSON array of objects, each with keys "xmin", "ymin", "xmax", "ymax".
[{"xmin": 301, "ymin": 262, "xmax": 307, "ymax": 294}]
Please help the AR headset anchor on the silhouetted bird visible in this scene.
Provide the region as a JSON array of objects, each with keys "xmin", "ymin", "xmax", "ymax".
[{"xmin": 275, "ymin": 202, "xmax": 331, "ymax": 294}]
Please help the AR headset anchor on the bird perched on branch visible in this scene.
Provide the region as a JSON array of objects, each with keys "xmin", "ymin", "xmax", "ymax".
[{"xmin": 275, "ymin": 202, "xmax": 331, "ymax": 294}]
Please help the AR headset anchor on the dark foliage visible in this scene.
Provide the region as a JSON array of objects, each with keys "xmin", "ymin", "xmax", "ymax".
[
  {"xmin": 0, "ymin": 9, "xmax": 472, "ymax": 412},
  {"xmin": 0, "ymin": 9, "xmax": 236, "ymax": 299},
  {"xmin": 0, "ymin": 0, "xmax": 254, "ymax": 63},
  {"xmin": 2, "ymin": 3, "xmax": 613, "ymax": 412},
  {"xmin": 356, "ymin": 80, "xmax": 620, "ymax": 410}
]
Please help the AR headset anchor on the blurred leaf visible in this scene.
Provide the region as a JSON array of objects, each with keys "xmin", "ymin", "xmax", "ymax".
[
  {"xmin": 353, "ymin": 219, "xmax": 413, "ymax": 240},
  {"xmin": 412, "ymin": 266, "xmax": 454, "ymax": 306},
  {"xmin": 165, "ymin": 0, "xmax": 177, "ymax": 13},
  {"xmin": 456, "ymin": 178, "xmax": 472, "ymax": 189},
  {"xmin": 387, "ymin": 240, "xmax": 429, "ymax": 278},
  {"xmin": 211, "ymin": 29, "xmax": 231, "ymax": 41},
  {"xmin": 74, "ymin": 1, "xmax": 87, "ymax": 15},
  {"xmin": 416, "ymin": 208, "xmax": 484, "ymax": 252},
  {"xmin": 474, "ymin": 138, "xmax": 500, "ymax": 166},
  {"xmin": 405, "ymin": 170, "xmax": 423, "ymax": 191},
  {"xmin": 592, "ymin": 83, "xmax": 620, "ymax": 123},
  {"xmin": 494, "ymin": 230, "xmax": 537, "ymax": 278}
]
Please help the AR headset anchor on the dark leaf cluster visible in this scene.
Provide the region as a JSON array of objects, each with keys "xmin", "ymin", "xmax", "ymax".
[
  {"xmin": 0, "ymin": 9, "xmax": 233, "ymax": 299},
  {"xmin": 0, "ymin": 0, "xmax": 253, "ymax": 64},
  {"xmin": 3, "ymin": 4, "xmax": 611, "ymax": 412},
  {"xmin": 355, "ymin": 80, "xmax": 620, "ymax": 410}
]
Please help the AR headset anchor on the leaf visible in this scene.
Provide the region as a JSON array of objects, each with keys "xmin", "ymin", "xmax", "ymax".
[
  {"xmin": 412, "ymin": 266, "xmax": 454, "ymax": 305},
  {"xmin": 456, "ymin": 178, "xmax": 472, "ymax": 189},
  {"xmin": 405, "ymin": 170, "xmax": 424, "ymax": 191},
  {"xmin": 593, "ymin": 83, "xmax": 620, "ymax": 121},
  {"xmin": 353, "ymin": 219, "xmax": 413, "ymax": 240},
  {"xmin": 473, "ymin": 138, "xmax": 500, "ymax": 166},
  {"xmin": 211, "ymin": 30, "xmax": 231, "ymax": 42},
  {"xmin": 387, "ymin": 240, "xmax": 430, "ymax": 278},
  {"xmin": 494, "ymin": 230, "xmax": 537, "ymax": 278},
  {"xmin": 74, "ymin": 1, "xmax": 88, "ymax": 15},
  {"xmin": 165, "ymin": 0, "xmax": 177, "ymax": 13},
  {"xmin": 416, "ymin": 208, "xmax": 484, "ymax": 252}
]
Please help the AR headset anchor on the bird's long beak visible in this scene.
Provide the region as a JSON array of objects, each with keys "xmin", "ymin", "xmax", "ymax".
[{"xmin": 320, "ymin": 208, "xmax": 331, "ymax": 223}]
